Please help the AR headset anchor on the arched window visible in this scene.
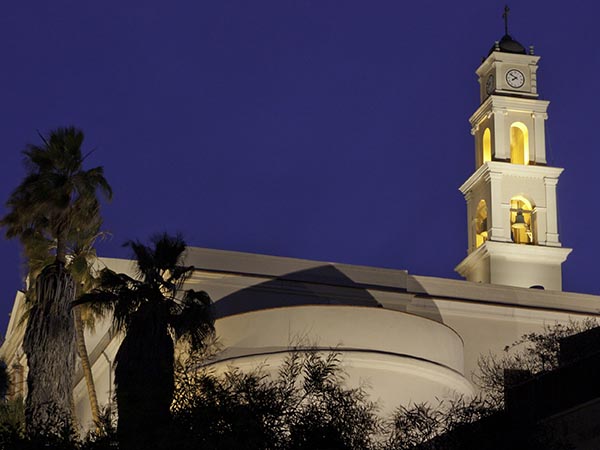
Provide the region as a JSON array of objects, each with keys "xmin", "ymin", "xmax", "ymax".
[
  {"xmin": 510, "ymin": 196, "xmax": 534, "ymax": 244},
  {"xmin": 510, "ymin": 122, "xmax": 529, "ymax": 165},
  {"xmin": 475, "ymin": 199, "xmax": 488, "ymax": 248},
  {"xmin": 482, "ymin": 128, "xmax": 491, "ymax": 163}
]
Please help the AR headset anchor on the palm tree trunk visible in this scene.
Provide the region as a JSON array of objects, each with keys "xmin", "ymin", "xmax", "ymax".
[
  {"xmin": 56, "ymin": 230, "xmax": 68, "ymax": 265},
  {"xmin": 115, "ymin": 303, "xmax": 174, "ymax": 450},
  {"xmin": 73, "ymin": 304, "xmax": 101, "ymax": 428},
  {"xmin": 23, "ymin": 262, "xmax": 76, "ymax": 433}
]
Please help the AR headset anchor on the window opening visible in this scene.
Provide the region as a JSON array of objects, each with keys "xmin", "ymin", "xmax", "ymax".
[
  {"xmin": 510, "ymin": 122, "xmax": 529, "ymax": 165},
  {"xmin": 475, "ymin": 200, "xmax": 488, "ymax": 247},
  {"xmin": 482, "ymin": 128, "xmax": 491, "ymax": 163}
]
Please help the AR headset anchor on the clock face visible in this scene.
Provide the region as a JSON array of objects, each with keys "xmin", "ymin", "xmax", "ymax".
[
  {"xmin": 486, "ymin": 75, "xmax": 495, "ymax": 94},
  {"xmin": 506, "ymin": 69, "xmax": 525, "ymax": 89}
]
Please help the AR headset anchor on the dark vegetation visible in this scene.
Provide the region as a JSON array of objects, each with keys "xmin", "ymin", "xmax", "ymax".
[
  {"xmin": 76, "ymin": 233, "xmax": 214, "ymax": 450},
  {"xmin": 475, "ymin": 318, "xmax": 599, "ymax": 405},
  {"xmin": 0, "ymin": 128, "xmax": 111, "ymax": 430},
  {"xmin": 0, "ymin": 320, "xmax": 593, "ymax": 449}
]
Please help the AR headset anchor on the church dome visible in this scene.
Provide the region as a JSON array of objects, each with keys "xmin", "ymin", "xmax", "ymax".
[{"xmin": 489, "ymin": 34, "xmax": 527, "ymax": 55}]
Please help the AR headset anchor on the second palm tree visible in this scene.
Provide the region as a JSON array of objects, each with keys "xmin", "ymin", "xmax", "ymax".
[{"xmin": 77, "ymin": 233, "xmax": 214, "ymax": 449}]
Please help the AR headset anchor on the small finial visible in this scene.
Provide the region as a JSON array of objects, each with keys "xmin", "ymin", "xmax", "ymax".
[
  {"xmin": 495, "ymin": 41, "xmax": 500, "ymax": 51},
  {"xmin": 503, "ymin": 5, "xmax": 510, "ymax": 35},
  {"xmin": 529, "ymin": 45, "xmax": 535, "ymax": 55}
]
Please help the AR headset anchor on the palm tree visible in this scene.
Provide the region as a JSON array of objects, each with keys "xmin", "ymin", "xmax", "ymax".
[
  {"xmin": 0, "ymin": 127, "xmax": 112, "ymax": 432},
  {"xmin": 22, "ymin": 199, "xmax": 106, "ymax": 429},
  {"xmin": 67, "ymin": 201, "xmax": 107, "ymax": 429},
  {"xmin": 76, "ymin": 233, "xmax": 214, "ymax": 450}
]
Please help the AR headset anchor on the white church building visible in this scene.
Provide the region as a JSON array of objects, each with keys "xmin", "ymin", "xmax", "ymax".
[{"xmin": 3, "ymin": 31, "xmax": 600, "ymax": 428}]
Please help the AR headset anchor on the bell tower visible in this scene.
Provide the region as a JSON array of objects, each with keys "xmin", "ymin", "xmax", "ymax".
[{"xmin": 455, "ymin": 9, "xmax": 571, "ymax": 291}]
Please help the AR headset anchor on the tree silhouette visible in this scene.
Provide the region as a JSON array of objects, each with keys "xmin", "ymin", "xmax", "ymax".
[
  {"xmin": 76, "ymin": 233, "xmax": 214, "ymax": 450},
  {"xmin": 1, "ymin": 127, "xmax": 111, "ymax": 432}
]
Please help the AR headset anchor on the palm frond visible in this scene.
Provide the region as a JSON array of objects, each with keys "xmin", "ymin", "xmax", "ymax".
[
  {"xmin": 82, "ymin": 166, "xmax": 113, "ymax": 200},
  {"xmin": 166, "ymin": 265, "xmax": 195, "ymax": 291},
  {"xmin": 3, "ymin": 128, "xmax": 111, "ymax": 254},
  {"xmin": 170, "ymin": 289, "xmax": 214, "ymax": 351},
  {"xmin": 75, "ymin": 269, "xmax": 142, "ymax": 333},
  {"xmin": 76, "ymin": 290, "xmax": 119, "ymax": 319},
  {"xmin": 126, "ymin": 239, "xmax": 156, "ymax": 282},
  {"xmin": 125, "ymin": 233, "xmax": 187, "ymax": 286},
  {"xmin": 152, "ymin": 233, "xmax": 186, "ymax": 270}
]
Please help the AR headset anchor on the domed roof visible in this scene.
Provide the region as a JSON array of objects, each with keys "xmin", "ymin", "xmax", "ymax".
[{"xmin": 489, "ymin": 34, "xmax": 527, "ymax": 55}]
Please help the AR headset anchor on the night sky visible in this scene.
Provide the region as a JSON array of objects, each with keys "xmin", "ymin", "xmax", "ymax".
[{"xmin": 1, "ymin": 2, "xmax": 599, "ymax": 335}]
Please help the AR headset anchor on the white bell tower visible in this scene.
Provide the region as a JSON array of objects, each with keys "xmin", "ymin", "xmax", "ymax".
[{"xmin": 455, "ymin": 13, "xmax": 571, "ymax": 291}]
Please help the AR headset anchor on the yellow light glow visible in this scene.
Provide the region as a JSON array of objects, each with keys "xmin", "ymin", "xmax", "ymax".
[
  {"xmin": 510, "ymin": 122, "xmax": 529, "ymax": 165},
  {"xmin": 482, "ymin": 128, "xmax": 491, "ymax": 163},
  {"xmin": 510, "ymin": 196, "xmax": 534, "ymax": 244},
  {"xmin": 475, "ymin": 199, "xmax": 488, "ymax": 248}
]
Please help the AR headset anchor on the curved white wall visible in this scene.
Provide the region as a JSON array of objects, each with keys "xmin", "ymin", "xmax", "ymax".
[{"xmin": 209, "ymin": 305, "xmax": 474, "ymax": 414}]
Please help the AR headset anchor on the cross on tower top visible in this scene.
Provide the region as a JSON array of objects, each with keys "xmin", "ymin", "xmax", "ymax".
[{"xmin": 502, "ymin": 5, "xmax": 510, "ymax": 35}]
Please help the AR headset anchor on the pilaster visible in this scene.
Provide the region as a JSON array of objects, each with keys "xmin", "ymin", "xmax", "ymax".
[
  {"xmin": 486, "ymin": 171, "xmax": 507, "ymax": 242},
  {"xmin": 492, "ymin": 110, "xmax": 508, "ymax": 160},
  {"xmin": 544, "ymin": 177, "xmax": 560, "ymax": 246},
  {"xmin": 532, "ymin": 112, "xmax": 548, "ymax": 164}
]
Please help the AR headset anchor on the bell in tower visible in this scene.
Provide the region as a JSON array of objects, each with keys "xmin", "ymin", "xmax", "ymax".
[{"xmin": 455, "ymin": 7, "xmax": 571, "ymax": 291}]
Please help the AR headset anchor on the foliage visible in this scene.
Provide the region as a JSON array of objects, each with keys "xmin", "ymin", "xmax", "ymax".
[
  {"xmin": 76, "ymin": 233, "xmax": 214, "ymax": 450},
  {"xmin": 0, "ymin": 350, "xmax": 381, "ymax": 449},
  {"xmin": 0, "ymin": 127, "xmax": 112, "ymax": 434},
  {"xmin": 0, "ymin": 402, "xmax": 77, "ymax": 450},
  {"xmin": 1, "ymin": 127, "xmax": 111, "ymax": 266},
  {"xmin": 80, "ymin": 407, "xmax": 118, "ymax": 450},
  {"xmin": 0, "ymin": 398, "xmax": 25, "ymax": 449},
  {"xmin": 0, "ymin": 404, "xmax": 117, "ymax": 450},
  {"xmin": 385, "ymin": 395, "xmax": 496, "ymax": 450},
  {"xmin": 386, "ymin": 398, "xmax": 570, "ymax": 450},
  {"xmin": 171, "ymin": 349, "xmax": 383, "ymax": 450},
  {"xmin": 474, "ymin": 318, "xmax": 599, "ymax": 405},
  {"xmin": 0, "ymin": 318, "xmax": 587, "ymax": 449}
]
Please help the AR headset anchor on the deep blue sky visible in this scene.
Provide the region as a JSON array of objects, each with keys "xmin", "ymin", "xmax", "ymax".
[{"xmin": 1, "ymin": 2, "xmax": 599, "ymax": 335}]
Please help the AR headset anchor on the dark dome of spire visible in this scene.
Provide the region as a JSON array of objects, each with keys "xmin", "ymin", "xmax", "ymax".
[{"xmin": 489, "ymin": 34, "xmax": 527, "ymax": 55}]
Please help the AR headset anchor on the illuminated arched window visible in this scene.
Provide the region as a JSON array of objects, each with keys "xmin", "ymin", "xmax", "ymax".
[
  {"xmin": 475, "ymin": 199, "xmax": 488, "ymax": 248},
  {"xmin": 510, "ymin": 196, "xmax": 534, "ymax": 244},
  {"xmin": 510, "ymin": 122, "xmax": 529, "ymax": 165},
  {"xmin": 482, "ymin": 128, "xmax": 491, "ymax": 163}
]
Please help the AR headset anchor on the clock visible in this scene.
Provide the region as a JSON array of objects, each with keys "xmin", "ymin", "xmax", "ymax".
[
  {"xmin": 486, "ymin": 75, "xmax": 495, "ymax": 95},
  {"xmin": 505, "ymin": 69, "xmax": 525, "ymax": 89}
]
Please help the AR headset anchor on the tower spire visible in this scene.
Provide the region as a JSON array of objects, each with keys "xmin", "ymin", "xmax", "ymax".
[{"xmin": 503, "ymin": 5, "xmax": 510, "ymax": 35}]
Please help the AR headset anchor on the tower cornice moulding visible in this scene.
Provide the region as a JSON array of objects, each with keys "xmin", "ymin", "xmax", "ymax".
[
  {"xmin": 470, "ymin": 96, "xmax": 550, "ymax": 128},
  {"xmin": 459, "ymin": 161, "xmax": 564, "ymax": 194},
  {"xmin": 476, "ymin": 52, "xmax": 541, "ymax": 78},
  {"xmin": 455, "ymin": 241, "xmax": 572, "ymax": 279}
]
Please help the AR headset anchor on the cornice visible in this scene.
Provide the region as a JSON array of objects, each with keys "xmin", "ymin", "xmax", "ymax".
[
  {"xmin": 482, "ymin": 241, "xmax": 572, "ymax": 262},
  {"xmin": 476, "ymin": 52, "xmax": 541, "ymax": 77},
  {"xmin": 469, "ymin": 95, "xmax": 550, "ymax": 127},
  {"xmin": 454, "ymin": 243, "xmax": 488, "ymax": 277},
  {"xmin": 457, "ymin": 242, "xmax": 572, "ymax": 276},
  {"xmin": 486, "ymin": 161, "xmax": 563, "ymax": 178},
  {"xmin": 459, "ymin": 161, "xmax": 564, "ymax": 194}
]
